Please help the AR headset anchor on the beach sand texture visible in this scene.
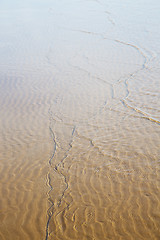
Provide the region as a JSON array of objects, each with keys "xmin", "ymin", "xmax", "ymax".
[{"xmin": 0, "ymin": 0, "xmax": 160, "ymax": 239}]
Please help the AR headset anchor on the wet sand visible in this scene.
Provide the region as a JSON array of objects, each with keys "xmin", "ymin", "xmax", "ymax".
[{"xmin": 0, "ymin": 0, "xmax": 160, "ymax": 239}]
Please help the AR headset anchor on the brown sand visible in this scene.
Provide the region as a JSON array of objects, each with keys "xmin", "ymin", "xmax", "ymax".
[{"xmin": 0, "ymin": 0, "xmax": 160, "ymax": 239}]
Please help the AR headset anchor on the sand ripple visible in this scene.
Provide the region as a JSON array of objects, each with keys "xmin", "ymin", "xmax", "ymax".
[{"xmin": 0, "ymin": 0, "xmax": 160, "ymax": 239}]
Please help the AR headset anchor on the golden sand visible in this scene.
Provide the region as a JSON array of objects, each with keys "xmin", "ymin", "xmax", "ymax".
[{"xmin": 0, "ymin": 0, "xmax": 160, "ymax": 239}]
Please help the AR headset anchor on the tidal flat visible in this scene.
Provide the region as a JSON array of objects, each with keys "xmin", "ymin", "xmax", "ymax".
[{"xmin": 0, "ymin": 0, "xmax": 160, "ymax": 239}]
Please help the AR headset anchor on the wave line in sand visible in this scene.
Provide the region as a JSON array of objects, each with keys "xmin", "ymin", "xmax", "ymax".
[{"xmin": 121, "ymin": 99, "xmax": 160, "ymax": 125}]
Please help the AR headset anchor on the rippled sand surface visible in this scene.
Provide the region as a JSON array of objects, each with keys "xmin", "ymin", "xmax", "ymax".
[{"xmin": 0, "ymin": 0, "xmax": 160, "ymax": 239}]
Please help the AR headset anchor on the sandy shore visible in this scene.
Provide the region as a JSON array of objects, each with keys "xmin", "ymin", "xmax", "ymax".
[{"xmin": 0, "ymin": 0, "xmax": 160, "ymax": 239}]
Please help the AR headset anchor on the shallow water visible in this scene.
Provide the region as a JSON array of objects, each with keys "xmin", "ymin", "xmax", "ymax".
[{"xmin": 0, "ymin": 0, "xmax": 160, "ymax": 239}]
